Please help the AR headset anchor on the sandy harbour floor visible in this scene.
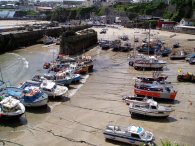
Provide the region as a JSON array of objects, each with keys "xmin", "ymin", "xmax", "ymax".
[{"xmin": 1, "ymin": 26, "xmax": 195, "ymax": 146}]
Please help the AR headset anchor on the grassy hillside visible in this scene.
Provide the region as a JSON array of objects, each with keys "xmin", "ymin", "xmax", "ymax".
[
  {"xmin": 112, "ymin": 0, "xmax": 194, "ymax": 21},
  {"xmin": 50, "ymin": 0, "xmax": 194, "ymax": 22}
]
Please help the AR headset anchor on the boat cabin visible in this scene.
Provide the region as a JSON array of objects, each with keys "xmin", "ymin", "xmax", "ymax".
[
  {"xmin": 131, "ymin": 99, "xmax": 158, "ymax": 110},
  {"xmin": 40, "ymin": 81, "xmax": 56, "ymax": 92}
]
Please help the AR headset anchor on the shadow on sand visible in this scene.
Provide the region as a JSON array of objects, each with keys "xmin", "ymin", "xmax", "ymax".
[
  {"xmin": 25, "ymin": 105, "xmax": 51, "ymax": 114},
  {"xmin": 48, "ymin": 96, "xmax": 70, "ymax": 103},
  {"xmin": 0, "ymin": 116, "xmax": 27, "ymax": 128},
  {"xmin": 105, "ymin": 139, "xmax": 157, "ymax": 146},
  {"xmin": 131, "ymin": 114, "xmax": 177, "ymax": 123}
]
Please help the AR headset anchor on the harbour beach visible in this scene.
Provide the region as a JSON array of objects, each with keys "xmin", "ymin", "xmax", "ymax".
[
  {"xmin": 0, "ymin": 20, "xmax": 50, "ymax": 28},
  {"xmin": 0, "ymin": 26, "xmax": 195, "ymax": 145}
]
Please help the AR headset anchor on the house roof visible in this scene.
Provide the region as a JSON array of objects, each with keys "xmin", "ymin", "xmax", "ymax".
[{"xmin": 182, "ymin": 18, "xmax": 195, "ymax": 22}]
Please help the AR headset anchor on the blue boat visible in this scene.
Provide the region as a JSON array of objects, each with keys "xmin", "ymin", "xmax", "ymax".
[
  {"xmin": 156, "ymin": 48, "xmax": 172, "ymax": 57},
  {"xmin": 43, "ymin": 72, "xmax": 73, "ymax": 86},
  {"xmin": 0, "ymin": 86, "xmax": 48, "ymax": 107},
  {"xmin": 65, "ymin": 69, "xmax": 81, "ymax": 83}
]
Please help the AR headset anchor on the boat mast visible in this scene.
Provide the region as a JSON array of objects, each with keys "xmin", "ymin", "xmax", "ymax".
[
  {"xmin": 148, "ymin": 22, "xmax": 151, "ymax": 56},
  {"xmin": 0, "ymin": 66, "xmax": 3, "ymax": 82}
]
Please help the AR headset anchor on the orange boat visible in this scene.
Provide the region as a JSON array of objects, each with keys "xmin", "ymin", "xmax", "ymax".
[{"xmin": 134, "ymin": 82, "xmax": 177, "ymax": 100}]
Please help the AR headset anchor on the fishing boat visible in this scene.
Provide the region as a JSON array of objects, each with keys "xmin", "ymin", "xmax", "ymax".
[
  {"xmin": 119, "ymin": 35, "xmax": 129, "ymax": 41},
  {"xmin": 177, "ymin": 71, "xmax": 195, "ymax": 83},
  {"xmin": 103, "ymin": 124, "xmax": 154, "ymax": 145},
  {"xmin": 43, "ymin": 72, "xmax": 73, "ymax": 86},
  {"xmin": 112, "ymin": 40, "xmax": 121, "ymax": 51},
  {"xmin": 189, "ymin": 56, "xmax": 195, "ymax": 64},
  {"xmin": 134, "ymin": 81, "xmax": 177, "ymax": 100},
  {"xmin": 173, "ymin": 42, "xmax": 180, "ymax": 48},
  {"xmin": 78, "ymin": 55, "xmax": 94, "ymax": 72},
  {"xmin": 99, "ymin": 40, "xmax": 110, "ymax": 50},
  {"xmin": 20, "ymin": 80, "xmax": 69, "ymax": 98},
  {"xmin": 1, "ymin": 87, "xmax": 48, "ymax": 107},
  {"xmin": 129, "ymin": 98, "xmax": 173, "ymax": 118},
  {"xmin": 0, "ymin": 96, "xmax": 25, "ymax": 119},
  {"xmin": 170, "ymin": 50, "xmax": 187, "ymax": 60},
  {"xmin": 120, "ymin": 42, "xmax": 132, "ymax": 52},
  {"xmin": 69, "ymin": 63, "xmax": 84, "ymax": 74},
  {"xmin": 136, "ymin": 75, "xmax": 170, "ymax": 84},
  {"xmin": 156, "ymin": 48, "xmax": 172, "ymax": 57},
  {"xmin": 137, "ymin": 45, "xmax": 157, "ymax": 54},
  {"xmin": 133, "ymin": 56, "xmax": 166, "ymax": 70},
  {"xmin": 64, "ymin": 69, "xmax": 81, "ymax": 83},
  {"xmin": 185, "ymin": 54, "xmax": 195, "ymax": 62}
]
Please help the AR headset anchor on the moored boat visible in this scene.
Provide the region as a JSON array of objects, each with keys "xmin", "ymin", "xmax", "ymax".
[
  {"xmin": 44, "ymin": 72, "xmax": 73, "ymax": 86},
  {"xmin": 103, "ymin": 124, "xmax": 154, "ymax": 145},
  {"xmin": 133, "ymin": 56, "xmax": 166, "ymax": 70},
  {"xmin": 1, "ymin": 87, "xmax": 48, "ymax": 107},
  {"xmin": 136, "ymin": 75, "xmax": 170, "ymax": 85},
  {"xmin": 129, "ymin": 98, "xmax": 173, "ymax": 118},
  {"xmin": 170, "ymin": 50, "xmax": 187, "ymax": 60},
  {"xmin": 134, "ymin": 81, "xmax": 177, "ymax": 100},
  {"xmin": 177, "ymin": 71, "xmax": 195, "ymax": 83},
  {"xmin": 0, "ymin": 96, "xmax": 25, "ymax": 119},
  {"xmin": 20, "ymin": 80, "xmax": 69, "ymax": 98}
]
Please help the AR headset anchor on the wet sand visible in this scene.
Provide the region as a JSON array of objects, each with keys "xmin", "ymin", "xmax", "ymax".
[{"xmin": 1, "ymin": 27, "xmax": 195, "ymax": 146}]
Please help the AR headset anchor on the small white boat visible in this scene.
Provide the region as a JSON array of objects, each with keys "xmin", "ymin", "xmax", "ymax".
[
  {"xmin": 128, "ymin": 54, "xmax": 166, "ymax": 70},
  {"xmin": 129, "ymin": 98, "xmax": 173, "ymax": 118},
  {"xmin": 0, "ymin": 96, "xmax": 25, "ymax": 119},
  {"xmin": 103, "ymin": 124, "xmax": 154, "ymax": 145},
  {"xmin": 40, "ymin": 80, "xmax": 69, "ymax": 97},
  {"xmin": 133, "ymin": 56, "xmax": 166, "ymax": 70}
]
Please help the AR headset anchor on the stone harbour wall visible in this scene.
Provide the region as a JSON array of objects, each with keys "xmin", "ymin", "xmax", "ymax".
[{"xmin": 0, "ymin": 25, "xmax": 91, "ymax": 54}]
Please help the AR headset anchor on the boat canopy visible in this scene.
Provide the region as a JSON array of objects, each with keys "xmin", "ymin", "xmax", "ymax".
[{"xmin": 127, "ymin": 126, "xmax": 144, "ymax": 134}]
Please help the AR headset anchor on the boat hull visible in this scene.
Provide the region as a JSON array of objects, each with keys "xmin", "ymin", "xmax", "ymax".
[
  {"xmin": 55, "ymin": 78, "xmax": 72, "ymax": 86},
  {"xmin": 0, "ymin": 103, "xmax": 25, "ymax": 119},
  {"xmin": 21, "ymin": 97, "xmax": 48, "ymax": 107},
  {"xmin": 104, "ymin": 132, "xmax": 152, "ymax": 145},
  {"xmin": 170, "ymin": 56, "xmax": 186, "ymax": 60},
  {"xmin": 0, "ymin": 113, "xmax": 24, "ymax": 119},
  {"xmin": 129, "ymin": 108, "xmax": 171, "ymax": 118},
  {"xmin": 133, "ymin": 63, "xmax": 165, "ymax": 69},
  {"xmin": 71, "ymin": 74, "xmax": 81, "ymax": 83},
  {"xmin": 134, "ymin": 88, "xmax": 176, "ymax": 100}
]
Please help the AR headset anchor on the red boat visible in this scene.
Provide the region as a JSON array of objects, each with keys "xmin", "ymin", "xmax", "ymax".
[
  {"xmin": 134, "ymin": 82, "xmax": 177, "ymax": 100},
  {"xmin": 43, "ymin": 62, "xmax": 50, "ymax": 69}
]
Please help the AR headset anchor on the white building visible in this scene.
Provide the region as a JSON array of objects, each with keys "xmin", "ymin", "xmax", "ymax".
[{"xmin": 180, "ymin": 18, "xmax": 195, "ymax": 26}]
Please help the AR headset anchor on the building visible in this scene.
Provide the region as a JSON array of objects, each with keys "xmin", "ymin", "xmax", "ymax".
[
  {"xmin": 180, "ymin": 18, "xmax": 195, "ymax": 26},
  {"xmin": 36, "ymin": 6, "xmax": 53, "ymax": 12},
  {"xmin": 63, "ymin": 0, "xmax": 85, "ymax": 6},
  {"xmin": 157, "ymin": 20, "xmax": 176, "ymax": 29},
  {"xmin": 115, "ymin": 0, "xmax": 133, "ymax": 3}
]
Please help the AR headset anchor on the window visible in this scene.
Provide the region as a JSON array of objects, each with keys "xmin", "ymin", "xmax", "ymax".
[
  {"xmin": 131, "ymin": 133, "xmax": 140, "ymax": 139},
  {"xmin": 151, "ymin": 106, "xmax": 157, "ymax": 109}
]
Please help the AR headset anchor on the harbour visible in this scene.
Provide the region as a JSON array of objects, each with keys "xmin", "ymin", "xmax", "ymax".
[{"xmin": 0, "ymin": 26, "xmax": 195, "ymax": 146}]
